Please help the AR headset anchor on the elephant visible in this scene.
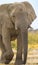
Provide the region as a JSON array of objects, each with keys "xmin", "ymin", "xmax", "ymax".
[{"xmin": 0, "ymin": 1, "xmax": 36, "ymax": 65}]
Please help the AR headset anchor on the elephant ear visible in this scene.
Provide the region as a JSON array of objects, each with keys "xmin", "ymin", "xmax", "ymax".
[{"xmin": 22, "ymin": 1, "xmax": 36, "ymax": 27}]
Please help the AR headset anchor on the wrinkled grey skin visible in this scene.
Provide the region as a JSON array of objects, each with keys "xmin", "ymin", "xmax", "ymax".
[{"xmin": 0, "ymin": 1, "xmax": 36, "ymax": 65}]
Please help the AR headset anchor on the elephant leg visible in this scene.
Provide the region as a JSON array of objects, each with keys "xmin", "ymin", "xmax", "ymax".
[
  {"xmin": 22, "ymin": 30, "xmax": 28, "ymax": 64},
  {"xmin": 0, "ymin": 35, "xmax": 6, "ymax": 63},
  {"xmin": 0, "ymin": 35, "xmax": 6, "ymax": 53},
  {"xmin": 2, "ymin": 26, "xmax": 14, "ymax": 64},
  {"xmin": 15, "ymin": 29, "xmax": 23, "ymax": 65},
  {"xmin": 15, "ymin": 28, "xmax": 28, "ymax": 65}
]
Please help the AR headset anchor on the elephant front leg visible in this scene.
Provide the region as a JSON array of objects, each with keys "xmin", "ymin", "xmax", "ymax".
[
  {"xmin": 2, "ymin": 26, "xmax": 14, "ymax": 64},
  {"xmin": 0, "ymin": 35, "xmax": 6, "ymax": 63},
  {"xmin": 22, "ymin": 30, "xmax": 28, "ymax": 64},
  {"xmin": 15, "ymin": 29, "xmax": 23, "ymax": 65},
  {"xmin": 15, "ymin": 28, "xmax": 28, "ymax": 65}
]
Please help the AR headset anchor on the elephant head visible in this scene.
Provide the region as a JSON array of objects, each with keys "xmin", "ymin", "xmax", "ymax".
[{"xmin": 9, "ymin": 2, "xmax": 36, "ymax": 30}]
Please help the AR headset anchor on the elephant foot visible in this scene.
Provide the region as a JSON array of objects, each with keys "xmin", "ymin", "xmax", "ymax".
[
  {"xmin": 5, "ymin": 52, "xmax": 14, "ymax": 64},
  {"xmin": 0, "ymin": 56, "xmax": 6, "ymax": 63},
  {"xmin": 22, "ymin": 60, "xmax": 27, "ymax": 65},
  {"xmin": 22, "ymin": 61, "xmax": 26, "ymax": 64},
  {"xmin": 1, "ymin": 51, "xmax": 14, "ymax": 64},
  {"xmin": 15, "ymin": 59, "xmax": 23, "ymax": 65}
]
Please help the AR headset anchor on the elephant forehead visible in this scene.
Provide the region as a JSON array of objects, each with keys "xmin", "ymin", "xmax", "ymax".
[
  {"xmin": 10, "ymin": 3, "xmax": 25, "ymax": 16},
  {"xmin": 11, "ymin": 2, "xmax": 36, "ymax": 22}
]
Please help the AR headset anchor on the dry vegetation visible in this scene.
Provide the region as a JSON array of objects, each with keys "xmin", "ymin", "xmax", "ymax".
[{"xmin": 28, "ymin": 31, "xmax": 38, "ymax": 49}]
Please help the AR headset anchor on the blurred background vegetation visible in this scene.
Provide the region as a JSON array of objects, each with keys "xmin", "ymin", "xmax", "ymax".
[{"xmin": 28, "ymin": 31, "xmax": 38, "ymax": 44}]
